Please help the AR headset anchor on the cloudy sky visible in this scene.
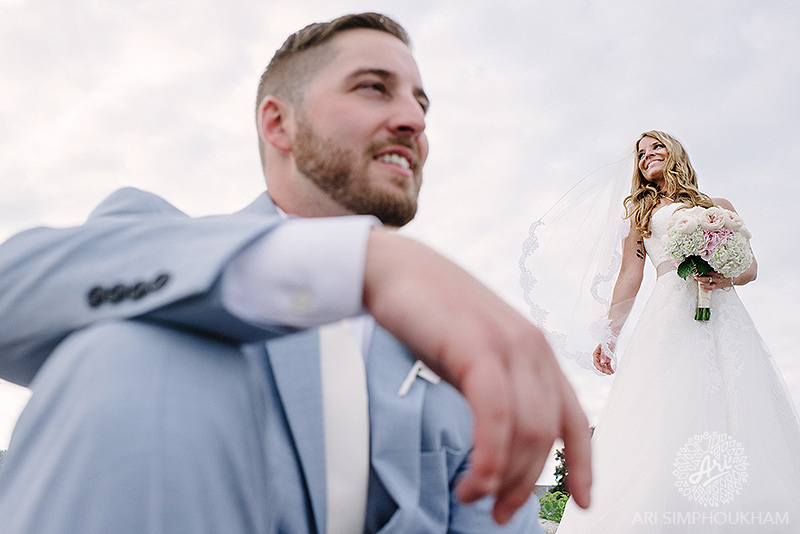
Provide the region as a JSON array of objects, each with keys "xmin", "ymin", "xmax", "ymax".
[{"xmin": 1, "ymin": 0, "xmax": 798, "ymax": 483}]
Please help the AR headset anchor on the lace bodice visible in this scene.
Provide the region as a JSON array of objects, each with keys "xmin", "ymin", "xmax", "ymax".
[{"xmin": 643, "ymin": 203, "xmax": 679, "ymax": 268}]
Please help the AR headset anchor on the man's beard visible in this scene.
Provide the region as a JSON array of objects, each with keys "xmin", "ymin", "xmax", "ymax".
[{"xmin": 293, "ymin": 117, "xmax": 420, "ymax": 227}]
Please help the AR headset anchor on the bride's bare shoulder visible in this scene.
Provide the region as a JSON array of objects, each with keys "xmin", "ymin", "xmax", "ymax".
[{"xmin": 712, "ymin": 197, "xmax": 736, "ymax": 211}]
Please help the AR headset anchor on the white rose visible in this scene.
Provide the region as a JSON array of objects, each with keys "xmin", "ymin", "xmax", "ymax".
[
  {"xmin": 739, "ymin": 224, "xmax": 752, "ymax": 240},
  {"xmin": 673, "ymin": 215, "xmax": 697, "ymax": 234},
  {"xmin": 699, "ymin": 207, "xmax": 726, "ymax": 230},
  {"xmin": 686, "ymin": 206, "xmax": 706, "ymax": 216},
  {"xmin": 723, "ymin": 210, "xmax": 744, "ymax": 231}
]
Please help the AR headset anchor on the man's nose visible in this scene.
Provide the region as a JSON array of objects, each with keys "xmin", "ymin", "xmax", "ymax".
[{"xmin": 388, "ymin": 95, "xmax": 426, "ymax": 138}]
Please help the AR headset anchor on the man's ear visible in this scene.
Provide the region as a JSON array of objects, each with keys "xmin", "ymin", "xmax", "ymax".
[{"xmin": 257, "ymin": 96, "xmax": 293, "ymax": 153}]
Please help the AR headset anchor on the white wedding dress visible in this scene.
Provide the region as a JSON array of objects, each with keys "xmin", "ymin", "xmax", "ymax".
[{"xmin": 557, "ymin": 204, "xmax": 800, "ymax": 533}]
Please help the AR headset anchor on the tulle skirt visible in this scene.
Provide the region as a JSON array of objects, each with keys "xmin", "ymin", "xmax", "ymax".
[{"xmin": 557, "ymin": 271, "xmax": 800, "ymax": 533}]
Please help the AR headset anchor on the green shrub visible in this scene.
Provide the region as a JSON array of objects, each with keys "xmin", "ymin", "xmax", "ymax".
[
  {"xmin": 552, "ymin": 446, "xmax": 569, "ymax": 495},
  {"xmin": 539, "ymin": 490, "xmax": 569, "ymax": 522}
]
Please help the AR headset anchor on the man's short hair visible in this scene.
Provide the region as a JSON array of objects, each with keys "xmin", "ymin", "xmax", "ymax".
[{"xmin": 255, "ymin": 13, "xmax": 410, "ymax": 165}]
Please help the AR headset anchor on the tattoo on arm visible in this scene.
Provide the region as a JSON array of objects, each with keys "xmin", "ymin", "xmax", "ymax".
[{"xmin": 636, "ymin": 240, "xmax": 645, "ymax": 260}]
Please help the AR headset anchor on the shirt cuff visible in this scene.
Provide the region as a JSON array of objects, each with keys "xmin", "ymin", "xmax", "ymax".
[{"xmin": 220, "ymin": 215, "xmax": 381, "ymax": 329}]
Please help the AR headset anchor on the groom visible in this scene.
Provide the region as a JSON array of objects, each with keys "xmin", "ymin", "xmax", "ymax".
[{"xmin": 0, "ymin": 13, "xmax": 590, "ymax": 533}]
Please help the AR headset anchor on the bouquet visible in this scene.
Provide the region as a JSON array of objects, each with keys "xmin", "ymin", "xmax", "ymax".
[{"xmin": 663, "ymin": 206, "xmax": 753, "ymax": 321}]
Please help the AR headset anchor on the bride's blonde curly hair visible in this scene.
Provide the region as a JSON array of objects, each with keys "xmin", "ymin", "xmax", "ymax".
[{"xmin": 625, "ymin": 130, "xmax": 713, "ymax": 237}]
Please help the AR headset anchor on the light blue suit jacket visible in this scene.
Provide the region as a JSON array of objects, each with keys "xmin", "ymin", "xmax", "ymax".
[{"xmin": 0, "ymin": 188, "xmax": 541, "ymax": 533}]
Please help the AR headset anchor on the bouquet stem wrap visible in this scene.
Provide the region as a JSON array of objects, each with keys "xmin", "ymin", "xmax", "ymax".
[{"xmin": 696, "ymin": 281, "xmax": 712, "ymax": 321}]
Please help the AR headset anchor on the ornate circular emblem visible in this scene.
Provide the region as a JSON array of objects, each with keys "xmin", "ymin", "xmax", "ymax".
[{"xmin": 673, "ymin": 431, "xmax": 748, "ymax": 507}]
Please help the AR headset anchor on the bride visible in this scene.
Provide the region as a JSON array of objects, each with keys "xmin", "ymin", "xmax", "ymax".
[{"xmin": 536, "ymin": 131, "xmax": 800, "ymax": 532}]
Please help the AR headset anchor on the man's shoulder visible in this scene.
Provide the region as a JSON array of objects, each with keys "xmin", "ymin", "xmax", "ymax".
[{"xmin": 88, "ymin": 187, "xmax": 187, "ymax": 220}]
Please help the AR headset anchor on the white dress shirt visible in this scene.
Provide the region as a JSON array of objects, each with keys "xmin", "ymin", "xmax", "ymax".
[{"xmin": 220, "ymin": 213, "xmax": 379, "ymax": 334}]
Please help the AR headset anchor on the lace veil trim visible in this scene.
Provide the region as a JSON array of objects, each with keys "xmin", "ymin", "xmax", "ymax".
[{"xmin": 519, "ymin": 157, "xmax": 633, "ymax": 372}]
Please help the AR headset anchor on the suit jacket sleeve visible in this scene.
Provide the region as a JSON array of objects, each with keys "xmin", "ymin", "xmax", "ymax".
[
  {"xmin": 0, "ymin": 187, "xmax": 288, "ymax": 386},
  {"xmin": 448, "ymin": 459, "xmax": 542, "ymax": 533}
]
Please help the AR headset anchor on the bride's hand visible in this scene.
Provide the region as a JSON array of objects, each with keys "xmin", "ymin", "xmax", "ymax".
[
  {"xmin": 593, "ymin": 344, "xmax": 615, "ymax": 375},
  {"xmin": 694, "ymin": 273, "xmax": 732, "ymax": 290}
]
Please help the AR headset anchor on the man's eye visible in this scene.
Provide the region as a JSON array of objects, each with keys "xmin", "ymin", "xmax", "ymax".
[{"xmin": 359, "ymin": 83, "xmax": 386, "ymax": 93}]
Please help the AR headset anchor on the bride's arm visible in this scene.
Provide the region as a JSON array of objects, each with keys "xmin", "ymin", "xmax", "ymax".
[{"xmin": 593, "ymin": 219, "xmax": 646, "ymax": 374}]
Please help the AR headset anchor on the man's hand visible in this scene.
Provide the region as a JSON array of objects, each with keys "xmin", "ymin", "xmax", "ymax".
[{"xmin": 363, "ymin": 229, "xmax": 592, "ymax": 523}]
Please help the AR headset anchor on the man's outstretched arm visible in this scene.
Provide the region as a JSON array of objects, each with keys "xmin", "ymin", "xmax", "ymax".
[{"xmin": 363, "ymin": 228, "xmax": 592, "ymax": 524}]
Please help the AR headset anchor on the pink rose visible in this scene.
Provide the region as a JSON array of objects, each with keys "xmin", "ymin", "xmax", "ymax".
[{"xmin": 699, "ymin": 227, "xmax": 734, "ymax": 258}]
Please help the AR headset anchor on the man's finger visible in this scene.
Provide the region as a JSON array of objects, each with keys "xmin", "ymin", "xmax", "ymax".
[
  {"xmin": 490, "ymin": 355, "xmax": 559, "ymax": 522},
  {"xmin": 560, "ymin": 378, "xmax": 593, "ymax": 509},
  {"xmin": 455, "ymin": 360, "xmax": 511, "ymax": 503}
]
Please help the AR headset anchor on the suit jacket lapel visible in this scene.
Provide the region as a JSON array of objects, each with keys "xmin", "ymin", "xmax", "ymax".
[
  {"xmin": 366, "ymin": 327, "xmax": 424, "ymax": 513},
  {"xmin": 266, "ymin": 330, "xmax": 327, "ymax": 534},
  {"xmin": 267, "ymin": 325, "xmax": 425, "ymax": 533}
]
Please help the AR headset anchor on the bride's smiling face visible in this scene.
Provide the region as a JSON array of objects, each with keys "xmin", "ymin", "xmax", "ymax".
[{"xmin": 637, "ymin": 136, "xmax": 668, "ymax": 186}]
